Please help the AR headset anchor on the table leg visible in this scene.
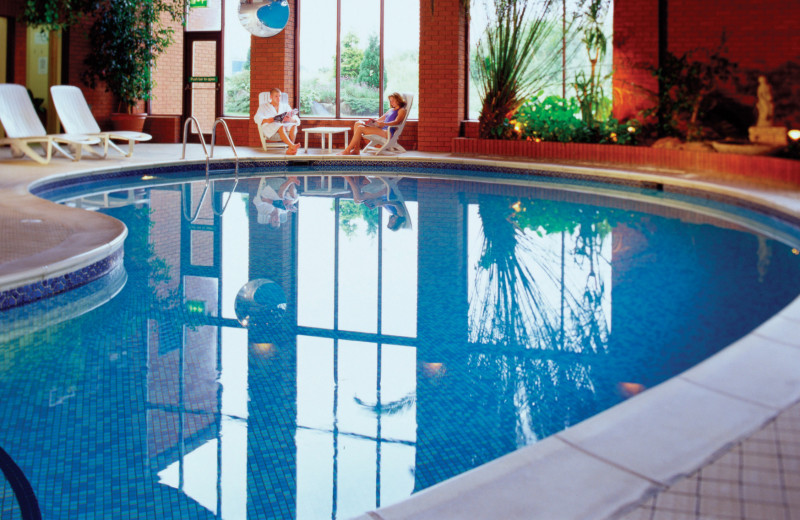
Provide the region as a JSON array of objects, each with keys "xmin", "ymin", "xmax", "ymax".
[
  {"xmin": 320, "ymin": 135, "xmax": 324, "ymax": 150},
  {"xmin": 304, "ymin": 132, "xmax": 309, "ymax": 151},
  {"xmin": 328, "ymin": 134, "xmax": 333, "ymax": 153}
]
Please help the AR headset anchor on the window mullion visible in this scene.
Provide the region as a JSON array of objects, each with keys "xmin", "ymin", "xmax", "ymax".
[
  {"xmin": 379, "ymin": 0, "xmax": 384, "ymax": 115},
  {"xmin": 336, "ymin": 0, "xmax": 342, "ymax": 118}
]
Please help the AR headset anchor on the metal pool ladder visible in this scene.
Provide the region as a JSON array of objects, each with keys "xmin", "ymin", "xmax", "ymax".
[{"xmin": 180, "ymin": 117, "xmax": 240, "ymax": 222}]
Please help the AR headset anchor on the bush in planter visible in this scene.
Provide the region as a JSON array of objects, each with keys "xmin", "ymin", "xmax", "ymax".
[
  {"xmin": 641, "ymin": 48, "xmax": 737, "ymax": 141},
  {"xmin": 512, "ymin": 95, "xmax": 589, "ymax": 142},
  {"xmin": 508, "ymin": 94, "xmax": 641, "ymax": 145}
]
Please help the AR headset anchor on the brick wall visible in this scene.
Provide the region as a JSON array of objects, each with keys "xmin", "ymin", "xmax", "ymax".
[
  {"xmin": 64, "ymin": 16, "xmax": 116, "ymax": 129},
  {"xmin": 613, "ymin": 0, "xmax": 800, "ymax": 127},
  {"xmin": 611, "ymin": 0, "xmax": 659, "ymax": 122},
  {"xmin": 667, "ymin": 0, "xmax": 799, "ymax": 128},
  {"xmin": 417, "ymin": 0, "xmax": 465, "ymax": 152},
  {"xmin": 249, "ymin": 0, "xmax": 296, "ymax": 148},
  {"xmin": 144, "ymin": 115, "xmax": 181, "ymax": 143},
  {"xmin": 151, "ymin": 12, "xmax": 184, "ymax": 116},
  {"xmin": 213, "ymin": 117, "xmax": 249, "ymax": 147}
]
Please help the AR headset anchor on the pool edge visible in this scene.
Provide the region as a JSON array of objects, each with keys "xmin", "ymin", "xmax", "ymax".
[{"xmin": 2, "ymin": 146, "xmax": 800, "ymax": 519}]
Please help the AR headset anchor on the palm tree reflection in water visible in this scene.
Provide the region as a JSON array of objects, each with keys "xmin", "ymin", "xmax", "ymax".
[
  {"xmin": 470, "ymin": 196, "xmax": 611, "ymax": 352},
  {"xmin": 465, "ymin": 196, "xmax": 615, "ymax": 442}
]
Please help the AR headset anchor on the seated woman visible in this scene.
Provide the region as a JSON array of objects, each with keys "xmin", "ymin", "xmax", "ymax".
[
  {"xmin": 344, "ymin": 176, "xmax": 411, "ymax": 231},
  {"xmin": 254, "ymin": 88, "xmax": 301, "ymax": 155},
  {"xmin": 338, "ymin": 93, "xmax": 407, "ymax": 155}
]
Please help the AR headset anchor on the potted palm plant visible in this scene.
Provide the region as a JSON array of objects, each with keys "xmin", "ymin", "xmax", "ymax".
[
  {"xmin": 82, "ymin": 0, "xmax": 187, "ymax": 131},
  {"xmin": 23, "ymin": 0, "xmax": 187, "ymax": 132},
  {"xmin": 473, "ymin": 0, "xmax": 564, "ymax": 139}
]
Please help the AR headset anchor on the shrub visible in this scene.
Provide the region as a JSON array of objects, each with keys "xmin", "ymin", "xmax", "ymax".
[
  {"xmin": 510, "ymin": 94, "xmax": 640, "ymax": 145},
  {"xmin": 224, "ymin": 69, "xmax": 250, "ymax": 116}
]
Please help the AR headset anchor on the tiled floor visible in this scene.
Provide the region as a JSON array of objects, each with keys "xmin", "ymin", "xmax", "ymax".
[
  {"xmin": 2, "ymin": 144, "xmax": 800, "ymax": 519},
  {"xmin": 616, "ymin": 401, "xmax": 800, "ymax": 520}
]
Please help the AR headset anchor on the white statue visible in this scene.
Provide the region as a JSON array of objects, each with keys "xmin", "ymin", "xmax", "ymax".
[{"xmin": 755, "ymin": 75, "xmax": 774, "ymax": 127}]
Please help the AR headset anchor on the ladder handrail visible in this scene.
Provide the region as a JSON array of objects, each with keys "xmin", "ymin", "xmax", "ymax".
[
  {"xmin": 181, "ymin": 117, "xmax": 243, "ymax": 220},
  {"xmin": 180, "ymin": 117, "xmax": 211, "ymax": 223},
  {"xmin": 210, "ymin": 178, "xmax": 239, "ymax": 216},
  {"xmin": 210, "ymin": 118, "xmax": 239, "ymax": 215},
  {"xmin": 181, "ymin": 116, "xmax": 210, "ymax": 176},
  {"xmin": 210, "ymin": 118, "xmax": 239, "ymax": 170},
  {"xmin": 181, "ymin": 182, "xmax": 210, "ymax": 224}
]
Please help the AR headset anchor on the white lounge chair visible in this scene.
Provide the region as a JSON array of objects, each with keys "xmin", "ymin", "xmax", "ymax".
[
  {"xmin": 255, "ymin": 92, "xmax": 300, "ymax": 151},
  {"xmin": 50, "ymin": 85, "xmax": 152, "ymax": 158},
  {"xmin": 362, "ymin": 93, "xmax": 414, "ymax": 156},
  {"xmin": 0, "ymin": 83, "xmax": 99, "ymax": 164}
]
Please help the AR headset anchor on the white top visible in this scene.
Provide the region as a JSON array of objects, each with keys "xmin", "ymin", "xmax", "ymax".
[{"xmin": 302, "ymin": 126, "xmax": 351, "ymax": 134}]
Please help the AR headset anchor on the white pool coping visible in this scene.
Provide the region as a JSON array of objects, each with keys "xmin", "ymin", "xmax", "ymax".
[{"xmin": 2, "ymin": 144, "xmax": 800, "ymax": 519}]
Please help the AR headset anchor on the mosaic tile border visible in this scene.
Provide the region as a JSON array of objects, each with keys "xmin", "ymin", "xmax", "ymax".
[
  {"xmin": 19, "ymin": 156, "xmax": 800, "ymax": 313},
  {"xmin": 0, "ymin": 248, "xmax": 123, "ymax": 311},
  {"xmin": 30, "ymin": 157, "xmax": 800, "ymax": 230},
  {"xmin": 30, "ymin": 157, "xmax": 675, "ymax": 198}
]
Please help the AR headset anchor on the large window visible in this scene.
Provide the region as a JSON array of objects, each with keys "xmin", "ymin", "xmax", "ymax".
[
  {"xmin": 468, "ymin": 0, "xmax": 614, "ymax": 119},
  {"xmin": 299, "ymin": 0, "xmax": 419, "ymax": 119},
  {"xmin": 223, "ymin": 0, "xmax": 251, "ymax": 116}
]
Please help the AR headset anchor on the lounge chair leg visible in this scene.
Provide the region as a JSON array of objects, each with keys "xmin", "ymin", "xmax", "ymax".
[
  {"xmin": 107, "ymin": 140, "xmax": 130, "ymax": 157},
  {"xmin": 14, "ymin": 141, "xmax": 51, "ymax": 164},
  {"xmin": 51, "ymin": 141, "xmax": 77, "ymax": 161}
]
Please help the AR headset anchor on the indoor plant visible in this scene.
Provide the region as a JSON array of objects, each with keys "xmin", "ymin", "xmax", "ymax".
[
  {"xmin": 473, "ymin": 0, "xmax": 564, "ymax": 139},
  {"xmin": 82, "ymin": 0, "xmax": 187, "ymax": 131},
  {"xmin": 23, "ymin": 0, "xmax": 187, "ymax": 131}
]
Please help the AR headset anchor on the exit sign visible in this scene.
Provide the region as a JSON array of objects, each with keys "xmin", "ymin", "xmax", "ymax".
[{"xmin": 189, "ymin": 0, "xmax": 208, "ymax": 7}]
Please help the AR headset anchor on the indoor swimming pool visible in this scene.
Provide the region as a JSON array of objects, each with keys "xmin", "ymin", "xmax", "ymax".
[{"xmin": 2, "ymin": 167, "xmax": 800, "ymax": 519}]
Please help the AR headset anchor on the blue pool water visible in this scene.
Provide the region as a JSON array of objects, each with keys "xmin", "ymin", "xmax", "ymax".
[{"xmin": 3, "ymin": 171, "xmax": 800, "ymax": 519}]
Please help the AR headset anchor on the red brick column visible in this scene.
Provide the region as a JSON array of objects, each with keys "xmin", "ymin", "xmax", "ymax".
[
  {"xmin": 418, "ymin": 0, "xmax": 466, "ymax": 152},
  {"xmin": 249, "ymin": 0, "xmax": 296, "ymax": 148},
  {"xmin": 13, "ymin": 19, "xmax": 26, "ymax": 84},
  {"xmin": 611, "ymin": 0, "xmax": 659, "ymax": 122}
]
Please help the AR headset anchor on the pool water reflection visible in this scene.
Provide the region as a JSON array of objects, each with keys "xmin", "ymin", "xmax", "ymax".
[{"xmin": 2, "ymin": 174, "xmax": 800, "ymax": 519}]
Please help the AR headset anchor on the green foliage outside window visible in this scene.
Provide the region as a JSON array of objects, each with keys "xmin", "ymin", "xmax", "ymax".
[
  {"xmin": 341, "ymin": 80, "xmax": 379, "ymax": 115},
  {"xmin": 225, "ymin": 69, "xmax": 251, "ymax": 116},
  {"xmin": 571, "ymin": 0, "xmax": 610, "ymax": 127},
  {"xmin": 337, "ymin": 200, "xmax": 380, "ymax": 237},
  {"xmin": 308, "ymin": 30, "xmax": 400, "ymax": 117},
  {"xmin": 357, "ymin": 34, "xmax": 387, "ymax": 89},
  {"xmin": 225, "ymin": 50, "xmax": 250, "ymax": 116},
  {"xmin": 339, "ymin": 32, "xmax": 364, "ymax": 79}
]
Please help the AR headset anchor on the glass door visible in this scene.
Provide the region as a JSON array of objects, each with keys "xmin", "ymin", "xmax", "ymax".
[{"xmin": 184, "ymin": 34, "xmax": 222, "ymax": 142}]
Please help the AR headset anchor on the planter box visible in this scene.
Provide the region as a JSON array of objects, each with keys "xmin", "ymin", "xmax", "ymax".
[{"xmin": 452, "ymin": 138, "xmax": 800, "ymax": 185}]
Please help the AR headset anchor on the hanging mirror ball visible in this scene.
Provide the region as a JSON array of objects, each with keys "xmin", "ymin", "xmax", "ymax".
[{"xmin": 239, "ymin": 0, "xmax": 290, "ymax": 37}]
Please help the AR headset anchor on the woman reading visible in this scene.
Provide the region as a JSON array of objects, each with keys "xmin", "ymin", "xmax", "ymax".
[{"xmin": 338, "ymin": 93, "xmax": 407, "ymax": 155}]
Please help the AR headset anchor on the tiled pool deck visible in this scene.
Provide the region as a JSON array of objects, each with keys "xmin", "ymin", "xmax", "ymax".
[{"xmin": 1, "ymin": 143, "xmax": 799, "ymax": 519}]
